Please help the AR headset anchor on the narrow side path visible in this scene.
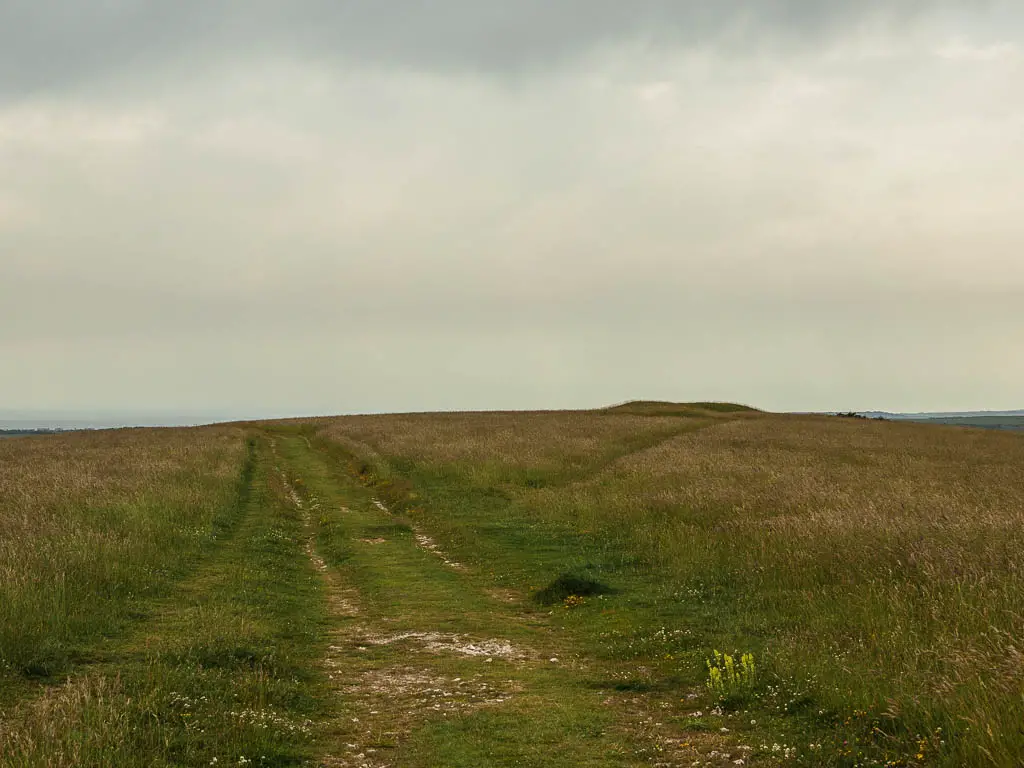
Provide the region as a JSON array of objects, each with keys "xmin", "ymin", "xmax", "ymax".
[{"xmin": 0, "ymin": 435, "xmax": 330, "ymax": 767}]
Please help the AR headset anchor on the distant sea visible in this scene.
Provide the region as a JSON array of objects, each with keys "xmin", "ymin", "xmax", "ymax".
[
  {"xmin": 853, "ymin": 410, "xmax": 1024, "ymax": 432},
  {"xmin": 0, "ymin": 411, "xmax": 263, "ymax": 432},
  {"xmin": 859, "ymin": 410, "xmax": 1024, "ymax": 419}
]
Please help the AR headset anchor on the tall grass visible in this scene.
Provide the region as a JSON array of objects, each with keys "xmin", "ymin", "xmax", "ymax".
[
  {"xmin": 318, "ymin": 409, "xmax": 1024, "ymax": 766},
  {"xmin": 0, "ymin": 427, "xmax": 247, "ymax": 678},
  {"xmin": 0, "ymin": 438, "xmax": 326, "ymax": 767},
  {"xmin": 528, "ymin": 416, "xmax": 1024, "ymax": 764},
  {"xmin": 317, "ymin": 410, "xmax": 713, "ymax": 489}
]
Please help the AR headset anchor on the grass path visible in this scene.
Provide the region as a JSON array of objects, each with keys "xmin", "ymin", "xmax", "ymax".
[
  {"xmin": 0, "ymin": 435, "xmax": 328, "ymax": 766},
  {"xmin": 4, "ymin": 428, "xmax": 741, "ymax": 766},
  {"xmin": 8, "ymin": 412, "xmax": 1015, "ymax": 766},
  {"xmin": 271, "ymin": 431, "xmax": 735, "ymax": 768}
]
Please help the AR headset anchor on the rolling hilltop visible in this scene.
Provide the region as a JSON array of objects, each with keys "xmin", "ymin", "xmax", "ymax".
[{"xmin": 1, "ymin": 403, "xmax": 1022, "ymax": 766}]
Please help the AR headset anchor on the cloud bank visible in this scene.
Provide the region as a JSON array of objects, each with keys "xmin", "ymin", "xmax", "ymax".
[{"xmin": 2, "ymin": 2, "xmax": 1023, "ymax": 415}]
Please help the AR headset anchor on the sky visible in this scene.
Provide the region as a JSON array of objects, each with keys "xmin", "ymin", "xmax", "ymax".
[{"xmin": 2, "ymin": 1, "xmax": 1023, "ymax": 420}]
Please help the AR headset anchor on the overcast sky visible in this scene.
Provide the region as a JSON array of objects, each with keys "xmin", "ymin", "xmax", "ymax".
[{"xmin": 2, "ymin": 1, "xmax": 1023, "ymax": 418}]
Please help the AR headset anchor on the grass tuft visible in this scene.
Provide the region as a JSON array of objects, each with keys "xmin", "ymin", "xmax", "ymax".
[{"xmin": 531, "ymin": 573, "xmax": 616, "ymax": 605}]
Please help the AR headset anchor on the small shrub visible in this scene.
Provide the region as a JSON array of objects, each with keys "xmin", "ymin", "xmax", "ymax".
[{"xmin": 532, "ymin": 573, "xmax": 614, "ymax": 606}]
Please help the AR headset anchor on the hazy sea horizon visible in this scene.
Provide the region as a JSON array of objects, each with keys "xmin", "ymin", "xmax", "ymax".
[
  {"xmin": 0, "ymin": 410, "xmax": 281, "ymax": 431},
  {"xmin": 4, "ymin": 407, "xmax": 1023, "ymax": 433}
]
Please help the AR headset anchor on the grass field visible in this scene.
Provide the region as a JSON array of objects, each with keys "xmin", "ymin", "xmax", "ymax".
[{"xmin": 1, "ymin": 405, "xmax": 1021, "ymax": 766}]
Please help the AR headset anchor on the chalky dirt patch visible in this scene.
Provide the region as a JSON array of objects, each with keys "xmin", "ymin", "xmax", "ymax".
[
  {"xmin": 412, "ymin": 530, "xmax": 467, "ymax": 570},
  {"xmin": 355, "ymin": 631, "xmax": 526, "ymax": 661},
  {"xmin": 486, "ymin": 587, "xmax": 525, "ymax": 604},
  {"xmin": 369, "ymin": 496, "xmax": 466, "ymax": 570},
  {"xmin": 280, "ymin": 474, "xmax": 526, "ymax": 767}
]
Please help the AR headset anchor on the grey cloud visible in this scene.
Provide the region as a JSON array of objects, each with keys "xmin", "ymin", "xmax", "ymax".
[
  {"xmin": 0, "ymin": 0, "xmax": 994, "ymax": 98},
  {"xmin": 3, "ymin": 1, "xmax": 1023, "ymax": 415},
  {"xmin": 0, "ymin": 2, "xmax": 211, "ymax": 97},
  {"xmin": 4, "ymin": 270, "xmax": 1021, "ymax": 415}
]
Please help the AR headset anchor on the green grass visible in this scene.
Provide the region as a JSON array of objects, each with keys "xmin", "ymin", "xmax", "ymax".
[
  {"xmin": 0, "ymin": 435, "xmax": 329, "ymax": 766},
  {"xmin": 3, "ymin": 409, "xmax": 1022, "ymax": 766},
  {"xmin": 265, "ymin": 428, "xmax": 735, "ymax": 767},
  {"xmin": 0, "ymin": 428, "xmax": 250, "ymax": 685},
  {"xmin": 312, "ymin": 410, "xmax": 1024, "ymax": 767}
]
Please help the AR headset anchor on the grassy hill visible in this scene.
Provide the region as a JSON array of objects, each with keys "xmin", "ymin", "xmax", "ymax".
[
  {"xmin": 1, "ymin": 408, "xmax": 1022, "ymax": 766},
  {"xmin": 605, "ymin": 400, "xmax": 761, "ymax": 416}
]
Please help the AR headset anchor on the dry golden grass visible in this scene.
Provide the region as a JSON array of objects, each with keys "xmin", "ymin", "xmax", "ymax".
[
  {"xmin": 549, "ymin": 415, "xmax": 1024, "ymax": 575},
  {"xmin": 318, "ymin": 410, "xmax": 712, "ymax": 473},
  {"xmin": 0, "ymin": 674, "xmax": 142, "ymax": 766}
]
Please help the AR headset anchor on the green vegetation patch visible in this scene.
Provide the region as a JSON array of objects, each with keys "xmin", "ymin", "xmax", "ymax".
[{"xmin": 604, "ymin": 400, "xmax": 760, "ymax": 416}]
